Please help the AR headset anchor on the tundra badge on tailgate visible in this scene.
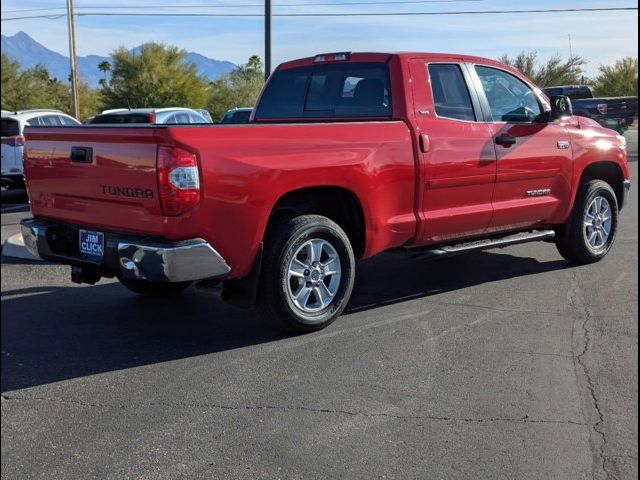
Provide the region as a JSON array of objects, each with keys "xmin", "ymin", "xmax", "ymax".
[{"xmin": 100, "ymin": 184, "xmax": 154, "ymax": 199}]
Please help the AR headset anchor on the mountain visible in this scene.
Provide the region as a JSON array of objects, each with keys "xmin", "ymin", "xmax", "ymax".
[{"xmin": 1, "ymin": 31, "xmax": 236, "ymax": 88}]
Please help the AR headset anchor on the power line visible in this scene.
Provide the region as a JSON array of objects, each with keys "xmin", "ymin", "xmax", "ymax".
[
  {"xmin": 2, "ymin": 6, "xmax": 637, "ymax": 21},
  {"xmin": 1, "ymin": 0, "xmax": 482, "ymax": 14}
]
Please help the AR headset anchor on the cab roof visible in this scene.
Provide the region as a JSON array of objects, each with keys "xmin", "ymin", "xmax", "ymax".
[
  {"xmin": 278, "ymin": 51, "xmax": 515, "ymax": 71},
  {"xmin": 280, "ymin": 52, "xmax": 516, "ymax": 69}
]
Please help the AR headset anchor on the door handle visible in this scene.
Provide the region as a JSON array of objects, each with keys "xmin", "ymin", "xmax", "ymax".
[
  {"xmin": 70, "ymin": 146, "xmax": 93, "ymax": 163},
  {"xmin": 419, "ymin": 133, "xmax": 430, "ymax": 153},
  {"xmin": 495, "ymin": 135, "xmax": 517, "ymax": 147}
]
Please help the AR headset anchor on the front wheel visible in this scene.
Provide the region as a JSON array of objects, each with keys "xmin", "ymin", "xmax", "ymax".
[
  {"xmin": 260, "ymin": 215, "xmax": 355, "ymax": 333},
  {"xmin": 556, "ymin": 180, "xmax": 619, "ymax": 264}
]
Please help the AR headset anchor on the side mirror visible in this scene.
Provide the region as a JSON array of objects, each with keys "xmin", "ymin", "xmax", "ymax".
[{"xmin": 550, "ymin": 95, "xmax": 573, "ymax": 120}]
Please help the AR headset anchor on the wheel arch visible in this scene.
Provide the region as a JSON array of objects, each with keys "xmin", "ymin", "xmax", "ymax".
[
  {"xmin": 578, "ymin": 160, "xmax": 625, "ymax": 208},
  {"xmin": 266, "ymin": 186, "xmax": 367, "ymax": 258}
]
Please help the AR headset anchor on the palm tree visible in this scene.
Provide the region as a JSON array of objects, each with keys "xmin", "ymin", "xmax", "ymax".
[{"xmin": 98, "ymin": 61, "xmax": 111, "ymax": 85}]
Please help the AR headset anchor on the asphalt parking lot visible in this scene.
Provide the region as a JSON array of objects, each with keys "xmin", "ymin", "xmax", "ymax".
[{"xmin": 1, "ymin": 152, "xmax": 637, "ymax": 479}]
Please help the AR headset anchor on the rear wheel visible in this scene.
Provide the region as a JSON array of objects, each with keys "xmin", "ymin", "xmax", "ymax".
[
  {"xmin": 556, "ymin": 180, "xmax": 618, "ymax": 264},
  {"xmin": 118, "ymin": 277, "xmax": 192, "ymax": 297},
  {"xmin": 260, "ymin": 214, "xmax": 355, "ymax": 333}
]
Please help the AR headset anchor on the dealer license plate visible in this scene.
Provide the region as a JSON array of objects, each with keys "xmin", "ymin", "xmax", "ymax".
[{"xmin": 79, "ymin": 229, "xmax": 104, "ymax": 258}]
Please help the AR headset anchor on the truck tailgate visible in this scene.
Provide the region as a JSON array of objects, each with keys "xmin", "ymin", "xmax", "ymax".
[{"xmin": 24, "ymin": 127, "xmax": 165, "ymax": 234}]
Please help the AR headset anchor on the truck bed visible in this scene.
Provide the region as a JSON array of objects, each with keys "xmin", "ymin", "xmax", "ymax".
[{"xmin": 24, "ymin": 122, "xmax": 416, "ymax": 277}]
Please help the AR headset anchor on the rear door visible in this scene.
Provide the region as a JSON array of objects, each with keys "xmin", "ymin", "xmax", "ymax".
[
  {"xmin": 409, "ymin": 59, "xmax": 497, "ymax": 244},
  {"xmin": 470, "ymin": 64, "xmax": 573, "ymax": 231}
]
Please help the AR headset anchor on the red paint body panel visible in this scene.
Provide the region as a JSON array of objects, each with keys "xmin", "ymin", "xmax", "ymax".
[
  {"xmin": 156, "ymin": 122, "xmax": 416, "ymax": 276},
  {"xmin": 23, "ymin": 52, "xmax": 630, "ymax": 279}
]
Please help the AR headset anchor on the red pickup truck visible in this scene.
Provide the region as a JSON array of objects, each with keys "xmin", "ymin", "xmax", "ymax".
[{"xmin": 22, "ymin": 52, "xmax": 631, "ymax": 332}]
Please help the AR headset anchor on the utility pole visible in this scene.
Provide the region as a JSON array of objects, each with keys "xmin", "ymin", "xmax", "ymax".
[
  {"xmin": 568, "ymin": 33, "xmax": 573, "ymax": 58},
  {"xmin": 265, "ymin": 0, "xmax": 271, "ymax": 80},
  {"xmin": 66, "ymin": 0, "xmax": 80, "ymax": 119}
]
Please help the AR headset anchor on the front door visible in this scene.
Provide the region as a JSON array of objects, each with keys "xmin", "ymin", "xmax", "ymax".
[
  {"xmin": 409, "ymin": 60, "xmax": 497, "ymax": 245},
  {"xmin": 471, "ymin": 65, "xmax": 574, "ymax": 232}
]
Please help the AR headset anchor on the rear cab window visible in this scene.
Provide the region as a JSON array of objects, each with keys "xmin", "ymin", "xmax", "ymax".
[{"xmin": 255, "ymin": 62, "xmax": 391, "ymax": 121}]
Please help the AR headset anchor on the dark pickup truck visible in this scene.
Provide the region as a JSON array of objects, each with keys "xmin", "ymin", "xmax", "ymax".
[{"xmin": 542, "ymin": 85, "xmax": 638, "ymax": 132}]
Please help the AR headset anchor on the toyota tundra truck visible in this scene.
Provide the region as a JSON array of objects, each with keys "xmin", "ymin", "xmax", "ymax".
[{"xmin": 21, "ymin": 52, "xmax": 631, "ymax": 332}]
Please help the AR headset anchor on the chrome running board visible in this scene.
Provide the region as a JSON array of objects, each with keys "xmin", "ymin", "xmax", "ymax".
[{"xmin": 414, "ymin": 230, "xmax": 556, "ymax": 259}]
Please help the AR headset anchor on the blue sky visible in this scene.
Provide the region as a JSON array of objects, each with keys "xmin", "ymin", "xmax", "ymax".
[{"xmin": 1, "ymin": 0, "xmax": 638, "ymax": 75}]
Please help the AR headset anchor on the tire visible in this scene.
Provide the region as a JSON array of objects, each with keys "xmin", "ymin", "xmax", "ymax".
[
  {"xmin": 260, "ymin": 214, "xmax": 355, "ymax": 333},
  {"xmin": 556, "ymin": 180, "xmax": 619, "ymax": 264},
  {"xmin": 118, "ymin": 277, "xmax": 192, "ymax": 297}
]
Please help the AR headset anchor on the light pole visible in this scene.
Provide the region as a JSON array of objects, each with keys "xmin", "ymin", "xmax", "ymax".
[
  {"xmin": 66, "ymin": 0, "xmax": 80, "ymax": 119},
  {"xmin": 265, "ymin": 0, "xmax": 271, "ymax": 80}
]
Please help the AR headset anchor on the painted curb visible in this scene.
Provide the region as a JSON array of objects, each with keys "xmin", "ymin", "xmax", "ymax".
[{"xmin": 2, "ymin": 233, "xmax": 42, "ymax": 261}]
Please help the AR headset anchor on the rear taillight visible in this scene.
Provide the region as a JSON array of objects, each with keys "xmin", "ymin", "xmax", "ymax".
[
  {"xmin": 15, "ymin": 135, "xmax": 25, "ymax": 147},
  {"xmin": 157, "ymin": 146, "xmax": 201, "ymax": 216}
]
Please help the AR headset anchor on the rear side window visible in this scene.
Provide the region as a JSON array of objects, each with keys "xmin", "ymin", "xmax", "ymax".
[
  {"xmin": 59, "ymin": 116, "xmax": 79, "ymax": 126},
  {"xmin": 255, "ymin": 62, "xmax": 391, "ymax": 120},
  {"xmin": 1, "ymin": 118, "xmax": 20, "ymax": 137},
  {"xmin": 428, "ymin": 64, "xmax": 476, "ymax": 121},
  {"xmin": 189, "ymin": 113, "xmax": 206, "ymax": 123},
  {"xmin": 166, "ymin": 113, "xmax": 190, "ymax": 124},
  {"xmin": 39, "ymin": 115, "xmax": 62, "ymax": 126}
]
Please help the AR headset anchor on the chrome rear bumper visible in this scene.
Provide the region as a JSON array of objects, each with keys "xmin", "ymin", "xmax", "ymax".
[
  {"xmin": 21, "ymin": 218, "xmax": 230, "ymax": 283},
  {"xmin": 117, "ymin": 240, "xmax": 230, "ymax": 282}
]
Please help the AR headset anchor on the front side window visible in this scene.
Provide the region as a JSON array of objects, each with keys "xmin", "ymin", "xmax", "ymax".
[
  {"xmin": 255, "ymin": 62, "xmax": 391, "ymax": 120},
  {"xmin": 475, "ymin": 66, "xmax": 543, "ymax": 123},
  {"xmin": 427, "ymin": 64, "xmax": 476, "ymax": 121}
]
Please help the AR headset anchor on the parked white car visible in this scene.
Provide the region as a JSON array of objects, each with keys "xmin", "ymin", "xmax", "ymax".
[
  {"xmin": 87, "ymin": 107, "xmax": 213, "ymax": 125},
  {"xmin": 1, "ymin": 109, "xmax": 81, "ymax": 188}
]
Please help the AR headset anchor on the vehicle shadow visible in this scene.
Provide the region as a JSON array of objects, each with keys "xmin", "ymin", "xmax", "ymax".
[
  {"xmin": 1, "ymin": 250, "xmax": 568, "ymax": 392},
  {"xmin": 346, "ymin": 250, "xmax": 568, "ymax": 313}
]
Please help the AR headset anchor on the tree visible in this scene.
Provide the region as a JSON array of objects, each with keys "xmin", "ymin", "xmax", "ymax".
[
  {"xmin": 206, "ymin": 55, "xmax": 264, "ymax": 120},
  {"xmin": 499, "ymin": 51, "xmax": 587, "ymax": 87},
  {"xmin": 102, "ymin": 43, "xmax": 209, "ymax": 109},
  {"xmin": 592, "ymin": 57, "xmax": 638, "ymax": 97},
  {"xmin": 98, "ymin": 60, "xmax": 111, "ymax": 87},
  {"xmin": 1, "ymin": 53, "xmax": 103, "ymax": 120},
  {"xmin": 1, "ymin": 53, "xmax": 22, "ymax": 108},
  {"xmin": 1, "ymin": 55, "xmax": 67, "ymax": 112},
  {"xmin": 77, "ymin": 82, "xmax": 104, "ymax": 121}
]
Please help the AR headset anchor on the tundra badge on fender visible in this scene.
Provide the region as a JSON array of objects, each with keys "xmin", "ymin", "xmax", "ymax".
[{"xmin": 526, "ymin": 189, "xmax": 552, "ymax": 197}]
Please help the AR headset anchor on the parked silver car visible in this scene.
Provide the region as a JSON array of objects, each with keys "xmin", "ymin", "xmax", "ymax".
[{"xmin": 1, "ymin": 109, "xmax": 81, "ymax": 188}]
